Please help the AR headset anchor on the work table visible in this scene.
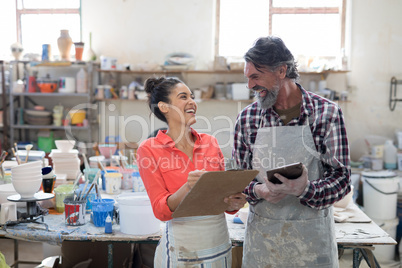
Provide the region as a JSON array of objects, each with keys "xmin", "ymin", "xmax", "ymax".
[{"xmin": 0, "ymin": 202, "xmax": 397, "ymax": 268}]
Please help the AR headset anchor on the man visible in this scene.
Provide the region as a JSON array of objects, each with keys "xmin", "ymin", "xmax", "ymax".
[{"xmin": 233, "ymin": 36, "xmax": 351, "ymax": 267}]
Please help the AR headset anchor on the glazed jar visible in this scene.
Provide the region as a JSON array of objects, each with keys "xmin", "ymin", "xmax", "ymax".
[{"xmin": 57, "ymin": 30, "xmax": 73, "ymax": 61}]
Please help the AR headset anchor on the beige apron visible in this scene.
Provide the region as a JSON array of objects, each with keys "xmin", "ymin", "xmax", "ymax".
[
  {"xmin": 242, "ymin": 125, "xmax": 338, "ymax": 267},
  {"xmin": 154, "ymin": 214, "xmax": 232, "ymax": 267}
]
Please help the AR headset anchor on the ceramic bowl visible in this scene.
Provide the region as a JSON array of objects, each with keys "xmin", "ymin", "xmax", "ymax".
[
  {"xmin": 12, "ymin": 178, "xmax": 42, "ymax": 198},
  {"xmin": 12, "ymin": 161, "xmax": 42, "ymax": 170},
  {"xmin": 12, "ymin": 174, "xmax": 43, "ymax": 181},
  {"xmin": 11, "ymin": 166, "xmax": 42, "ymax": 176},
  {"xmin": 98, "ymin": 144, "xmax": 118, "ymax": 159},
  {"xmin": 55, "ymin": 140, "xmax": 76, "ymax": 152}
]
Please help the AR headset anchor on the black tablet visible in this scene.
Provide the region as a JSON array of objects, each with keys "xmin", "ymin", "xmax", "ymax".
[{"xmin": 266, "ymin": 162, "xmax": 303, "ymax": 184}]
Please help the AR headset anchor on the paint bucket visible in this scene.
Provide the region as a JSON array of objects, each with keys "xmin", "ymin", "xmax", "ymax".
[
  {"xmin": 362, "ymin": 171, "xmax": 399, "ymax": 220},
  {"xmin": 91, "ymin": 198, "xmax": 115, "ymax": 227},
  {"xmin": 119, "ymin": 168, "xmax": 134, "ymax": 190},
  {"xmin": 372, "ymin": 217, "xmax": 399, "ymax": 262},
  {"xmin": 104, "ymin": 172, "xmax": 122, "ymax": 194},
  {"xmin": 64, "ymin": 198, "xmax": 86, "ymax": 226},
  {"xmin": 116, "ymin": 192, "xmax": 160, "ymax": 235}
]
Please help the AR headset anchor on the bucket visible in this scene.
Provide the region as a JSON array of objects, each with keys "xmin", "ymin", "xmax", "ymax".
[
  {"xmin": 119, "ymin": 168, "xmax": 134, "ymax": 190},
  {"xmin": 362, "ymin": 171, "xmax": 399, "ymax": 220},
  {"xmin": 104, "ymin": 172, "xmax": 122, "ymax": 194},
  {"xmin": 91, "ymin": 198, "xmax": 115, "ymax": 227},
  {"xmin": 116, "ymin": 192, "xmax": 160, "ymax": 235},
  {"xmin": 372, "ymin": 217, "xmax": 399, "ymax": 262},
  {"xmin": 64, "ymin": 197, "xmax": 86, "ymax": 226}
]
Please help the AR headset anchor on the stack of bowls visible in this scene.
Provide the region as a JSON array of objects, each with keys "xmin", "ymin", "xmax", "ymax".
[{"xmin": 11, "ymin": 161, "xmax": 43, "ymax": 198}]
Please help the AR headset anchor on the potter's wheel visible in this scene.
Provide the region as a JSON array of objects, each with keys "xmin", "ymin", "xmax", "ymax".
[{"xmin": 3, "ymin": 192, "xmax": 54, "ymax": 229}]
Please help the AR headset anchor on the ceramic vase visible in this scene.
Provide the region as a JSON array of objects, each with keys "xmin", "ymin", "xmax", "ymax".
[{"xmin": 57, "ymin": 30, "xmax": 73, "ymax": 61}]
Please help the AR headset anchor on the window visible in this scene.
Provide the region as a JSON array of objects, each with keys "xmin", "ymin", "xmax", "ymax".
[
  {"xmin": 16, "ymin": 0, "xmax": 81, "ymax": 59},
  {"xmin": 217, "ymin": 0, "xmax": 346, "ymax": 69}
]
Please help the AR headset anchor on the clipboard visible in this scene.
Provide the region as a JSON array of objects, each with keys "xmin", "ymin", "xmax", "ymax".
[{"xmin": 172, "ymin": 169, "xmax": 259, "ymax": 218}]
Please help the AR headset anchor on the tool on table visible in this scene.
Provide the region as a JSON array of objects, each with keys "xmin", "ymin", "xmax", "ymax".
[
  {"xmin": 118, "ymin": 151, "xmax": 128, "ymax": 169},
  {"xmin": 24, "ymin": 144, "xmax": 33, "ymax": 163},
  {"xmin": 72, "ymin": 172, "xmax": 82, "ymax": 189},
  {"xmin": 82, "ymin": 170, "xmax": 100, "ymax": 201},
  {"xmin": 11, "ymin": 148, "xmax": 20, "ymax": 165}
]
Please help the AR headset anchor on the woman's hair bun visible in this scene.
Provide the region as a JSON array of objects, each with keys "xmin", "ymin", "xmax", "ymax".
[{"xmin": 144, "ymin": 77, "xmax": 165, "ymax": 94}]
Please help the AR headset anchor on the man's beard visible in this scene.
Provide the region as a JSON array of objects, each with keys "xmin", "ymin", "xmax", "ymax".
[{"xmin": 254, "ymin": 84, "xmax": 280, "ymax": 109}]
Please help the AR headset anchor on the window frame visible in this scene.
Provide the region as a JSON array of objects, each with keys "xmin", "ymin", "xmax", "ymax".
[
  {"xmin": 215, "ymin": 0, "xmax": 346, "ymax": 58},
  {"xmin": 15, "ymin": 0, "xmax": 81, "ymax": 44}
]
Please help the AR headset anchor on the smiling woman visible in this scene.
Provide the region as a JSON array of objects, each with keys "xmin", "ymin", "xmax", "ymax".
[{"xmin": 136, "ymin": 76, "xmax": 247, "ymax": 267}]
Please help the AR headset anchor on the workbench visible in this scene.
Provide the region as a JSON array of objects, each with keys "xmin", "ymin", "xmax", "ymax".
[{"xmin": 0, "ymin": 203, "xmax": 397, "ymax": 268}]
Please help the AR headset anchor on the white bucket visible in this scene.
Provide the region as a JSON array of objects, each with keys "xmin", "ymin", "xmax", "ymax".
[
  {"xmin": 362, "ymin": 171, "xmax": 399, "ymax": 220},
  {"xmin": 116, "ymin": 192, "xmax": 160, "ymax": 235},
  {"xmin": 372, "ymin": 217, "xmax": 399, "ymax": 262}
]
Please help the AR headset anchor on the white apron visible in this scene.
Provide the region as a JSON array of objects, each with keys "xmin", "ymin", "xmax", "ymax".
[
  {"xmin": 154, "ymin": 214, "xmax": 232, "ymax": 267},
  {"xmin": 242, "ymin": 125, "xmax": 338, "ymax": 267}
]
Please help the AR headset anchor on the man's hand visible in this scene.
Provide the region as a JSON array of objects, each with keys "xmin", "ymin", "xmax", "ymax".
[
  {"xmin": 270, "ymin": 165, "xmax": 309, "ymax": 197},
  {"xmin": 255, "ymin": 165, "xmax": 309, "ymax": 203},
  {"xmin": 255, "ymin": 178, "xmax": 287, "ymax": 203}
]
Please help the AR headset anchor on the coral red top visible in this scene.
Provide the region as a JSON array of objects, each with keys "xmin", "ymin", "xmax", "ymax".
[{"xmin": 136, "ymin": 129, "xmax": 225, "ymax": 221}]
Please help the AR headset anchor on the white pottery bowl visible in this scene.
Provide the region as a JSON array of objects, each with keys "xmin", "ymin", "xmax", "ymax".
[
  {"xmin": 12, "ymin": 178, "xmax": 42, "ymax": 198},
  {"xmin": 55, "ymin": 140, "xmax": 75, "ymax": 152},
  {"xmin": 12, "ymin": 174, "xmax": 43, "ymax": 181},
  {"xmin": 12, "ymin": 161, "xmax": 42, "ymax": 171}
]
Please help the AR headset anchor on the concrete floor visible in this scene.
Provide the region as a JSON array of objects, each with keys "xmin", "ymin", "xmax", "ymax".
[
  {"xmin": 0, "ymin": 239, "xmax": 401, "ymax": 268},
  {"xmin": 0, "ymin": 239, "xmax": 61, "ymax": 268}
]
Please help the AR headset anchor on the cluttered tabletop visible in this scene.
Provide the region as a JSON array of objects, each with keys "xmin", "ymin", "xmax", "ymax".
[{"xmin": 0, "ymin": 196, "xmax": 396, "ymax": 248}]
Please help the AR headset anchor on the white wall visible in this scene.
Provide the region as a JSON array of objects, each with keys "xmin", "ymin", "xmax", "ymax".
[
  {"xmin": 344, "ymin": 0, "xmax": 402, "ymax": 145},
  {"xmin": 81, "ymin": 0, "xmax": 216, "ymax": 69}
]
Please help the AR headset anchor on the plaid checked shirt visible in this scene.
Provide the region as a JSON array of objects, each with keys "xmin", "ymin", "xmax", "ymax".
[{"xmin": 233, "ymin": 84, "xmax": 351, "ymax": 210}]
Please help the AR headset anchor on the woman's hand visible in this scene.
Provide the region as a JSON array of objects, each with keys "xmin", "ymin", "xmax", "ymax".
[
  {"xmin": 186, "ymin": 169, "xmax": 206, "ymax": 189},
  {"xmin": 224, "ymin": 193, "xmax": 247, "ymax": 211}
]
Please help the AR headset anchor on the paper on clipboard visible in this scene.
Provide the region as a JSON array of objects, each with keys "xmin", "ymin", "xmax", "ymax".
[{"xmin": 172, "ymin": 169, "xmax": 259, "ymax": 218}]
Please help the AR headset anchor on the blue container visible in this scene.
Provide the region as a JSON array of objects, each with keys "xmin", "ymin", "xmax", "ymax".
[{"xmin": 91, "ymin": 199, "xmax": 115, "ymax": 227}]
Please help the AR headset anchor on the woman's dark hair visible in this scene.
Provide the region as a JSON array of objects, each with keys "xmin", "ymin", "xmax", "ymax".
[
  {"xmin": 144, "ymin": 76, "xmax": 183, "ymax": 123},
  {"xmin": 244, "ymin": 36, "xmax": 299, "ymax": 81}
]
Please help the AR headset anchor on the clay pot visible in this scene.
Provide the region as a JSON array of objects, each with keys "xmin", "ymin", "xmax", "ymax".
[{"xmin": 57, "ymin": 30, "xmax": 73, "ymax": 61}]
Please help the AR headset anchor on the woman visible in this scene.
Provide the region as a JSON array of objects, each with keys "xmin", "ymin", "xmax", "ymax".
[{"xmin": 137, "ymin": 77, "xmax": 246, "ymax": 267}]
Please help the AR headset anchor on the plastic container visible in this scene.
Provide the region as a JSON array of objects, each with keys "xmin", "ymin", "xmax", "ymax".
[
  {"xmin": 119, "ymin": 168, "xmax": 135, "ymax": 190},
  {"xmin": 68, "ymin": 109, "xmax": 86, "ymax": 125},
  {"xmin": 397, "ymin": 152, "xmax": 402, "ymax": 171},
  {"xmin": 132, "ymin": 171, "xmax": 145, "ymax": 192},
  {"xmin": 115, "ymin": 193, "xmax": 160, "ymax": 235},
  {"xmin": 83, "ymin": 168, "xmax": 100, "ymax": 184},
  {"xmin": 384, "ymin": 140, "xmax": 397, "ymax": 169},
  {"xmin": 362, "ymin": 171, "xmax": 399, "ymax": 220},
  {"xmin": 91, "ymin": 198, "xmax": 115, "ymax": 227},
  {"xmin": 76, "ymin": 68, "xmax": 88, "ymax": 93},
  {"xmin": 104, "ymin": 172, "xmax": 122, "ymax": 194},
  {"xmin": 54, "ymin": 184, "xmax": 75, "ymax": 213}
]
